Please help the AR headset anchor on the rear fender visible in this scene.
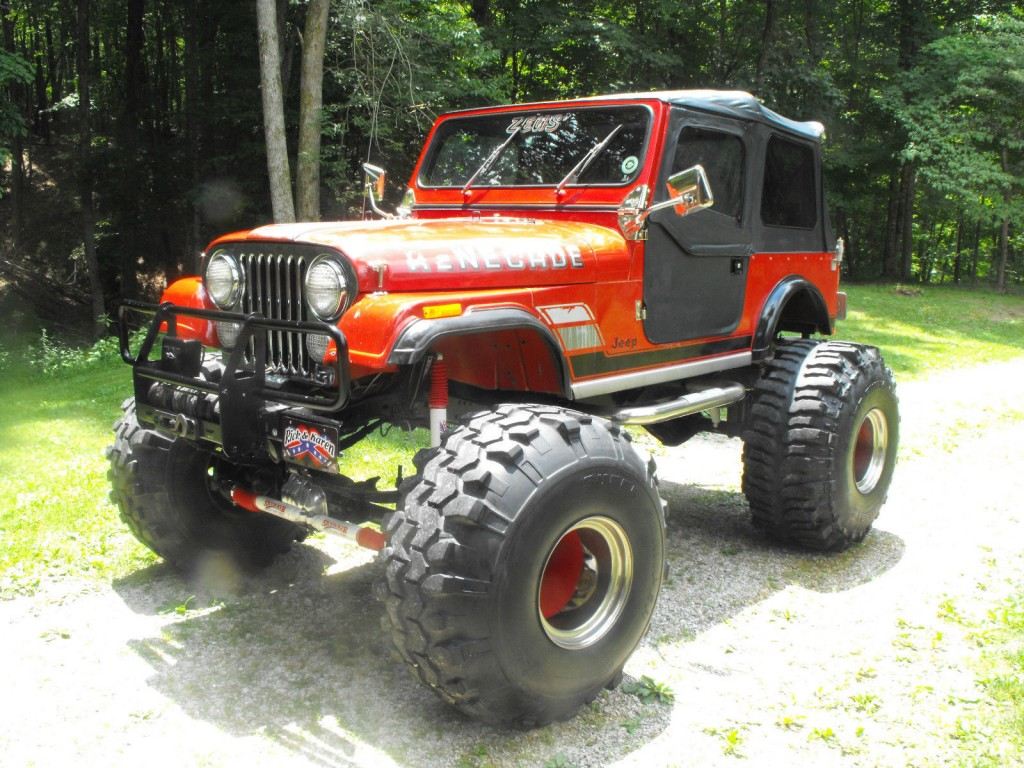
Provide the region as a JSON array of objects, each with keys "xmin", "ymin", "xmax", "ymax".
[{"xmin": 752, "ymin": 276, "xmax": 832, "ymax": 361}]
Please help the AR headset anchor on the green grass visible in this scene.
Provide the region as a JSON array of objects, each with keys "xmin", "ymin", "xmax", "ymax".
[
  {"xmin": 0, "ymin": 362, "xmax": 157, "ymax": 595},
  {"xmin": 937, "ymin": 590, "xmax": 1024, "ymax": 767},
  {"xmin": 838, "ymin": 284, "xmax": 1024, "ymax": 379},
  {"xmin": 0, "ymin": 282, "xmax": 1022, "ymax": 596}
]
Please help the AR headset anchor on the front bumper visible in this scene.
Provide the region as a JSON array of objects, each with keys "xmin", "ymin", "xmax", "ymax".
[{"xmin": 119, "ymin": 300, "xmax": 350, "ymax": 462}]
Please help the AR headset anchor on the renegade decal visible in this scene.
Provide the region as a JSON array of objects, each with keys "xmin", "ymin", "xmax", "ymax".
[
  {"xmin": 283, "ymin": 424, "xmax": 337, "ymax": 469},
  {"xmin": 405, "ymin": 243, "xmax": 584, "ymax": 273}
]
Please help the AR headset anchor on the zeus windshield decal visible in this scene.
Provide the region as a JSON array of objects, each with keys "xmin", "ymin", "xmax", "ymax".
[{"xmin": 506, "ymin": 113, "xmax": 568, "ymax": 134}]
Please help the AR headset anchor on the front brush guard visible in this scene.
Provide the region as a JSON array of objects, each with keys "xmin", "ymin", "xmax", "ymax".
[{"xmin": 119, "ymin": 300, "xmax": 350, "ymax": 462}]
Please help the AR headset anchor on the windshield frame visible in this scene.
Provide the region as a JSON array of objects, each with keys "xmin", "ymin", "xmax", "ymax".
[{"xmin": 416, "ymin": 103, "xmax": 655, "ymax": 191}]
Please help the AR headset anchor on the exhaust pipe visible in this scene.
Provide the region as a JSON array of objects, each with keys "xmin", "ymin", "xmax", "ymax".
[{"xmin": 609, "ymin": 383, "xmax": 746, "ymax": 426}]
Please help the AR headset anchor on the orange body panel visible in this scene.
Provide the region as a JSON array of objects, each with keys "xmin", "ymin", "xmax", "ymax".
[
  {"xmin": 159, "ymin": 276, "xmax": 218, "ymax": 346},
  {"xmin": 173, "ymin": 94, "xmax": 840, "ymax": 398}
]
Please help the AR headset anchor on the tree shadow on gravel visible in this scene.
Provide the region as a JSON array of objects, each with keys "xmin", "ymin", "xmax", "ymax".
[
  {"xmin": 109, "ymin": 467, "xmax": 903, "ymax": 768},
  {"xmin": 649, "ymin": 478, "xmax": 905, "ymax": 646},
  {"xmin": 113, "ymin": 541, "xmax": 672, "ymax": 768}
]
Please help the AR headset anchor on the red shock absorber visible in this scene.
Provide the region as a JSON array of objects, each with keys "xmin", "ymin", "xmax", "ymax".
[{"xmin": 428, "ymin": 354, "xmax": 448, "ymax": 447}]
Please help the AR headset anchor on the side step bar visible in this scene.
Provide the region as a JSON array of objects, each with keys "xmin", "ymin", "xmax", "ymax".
[{"xmin": 608, "ymin": 383, "xmax": 747, "ymax": 426}]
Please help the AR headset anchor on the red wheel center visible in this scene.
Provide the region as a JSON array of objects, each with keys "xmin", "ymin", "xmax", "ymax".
[
  {"xmin": 539, "ymin": 531, "xmax": 585, "ymax": 619},
  {"xmin": 854, "ymin": 419, "xmax": 874, "ymax": 482}
]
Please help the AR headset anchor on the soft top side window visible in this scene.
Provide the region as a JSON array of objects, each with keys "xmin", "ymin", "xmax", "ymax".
[
  {"xmin": 671, "ymin": 127, "xmax": 744, "ymax": 219},
  {"xmin": 761, "ymin": 135, "xmax": 817, "ymax": 229}
]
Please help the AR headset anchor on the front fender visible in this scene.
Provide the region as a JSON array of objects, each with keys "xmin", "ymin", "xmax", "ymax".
[{"xmin": 159, "ymin": 277, "xmax": 218, "ymax": 346}]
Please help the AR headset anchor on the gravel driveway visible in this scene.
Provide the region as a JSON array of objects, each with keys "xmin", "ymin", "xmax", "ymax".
[{"xmin": 3, "ymin": 358, "xmax": 1023, "ymax": 767}]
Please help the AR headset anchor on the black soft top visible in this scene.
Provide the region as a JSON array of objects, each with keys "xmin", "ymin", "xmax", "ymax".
[{"xmin": 445, "ymin": 90, "xmax": 824, "ymax": 143}]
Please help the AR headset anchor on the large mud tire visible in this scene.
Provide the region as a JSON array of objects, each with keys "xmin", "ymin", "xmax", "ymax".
[
  {"xmin": 376, "ymin": 405, "xmax": 666, "ymax": 726},
  {"xmin": 742, "ymin": 340, "xmax": 899, "ymax": 551},
  {"xmin": 107, "ymin": 399, "xmax": 303, "ymax": 573}
]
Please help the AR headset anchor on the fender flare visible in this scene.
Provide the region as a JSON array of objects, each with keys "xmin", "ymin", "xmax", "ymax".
[
  {"xmin": 387, "ymin": 308, "xmax": 572, "ymax": 398},
  {"xmin": 752, "ymin": 276, "xmax": 832, "ymax": 362}
]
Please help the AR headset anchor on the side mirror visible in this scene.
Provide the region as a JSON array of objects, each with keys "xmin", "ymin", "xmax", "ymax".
[
  {"xmin": 362, "ymin": 162, "xmax": 393, "ymax": 219},
  {"xmin": 665, "ymin": 165, "xmax": 713, "ymax": 217},
  {"xmin": 615, "ymin": 164, "xmax": 715, "ymax": 240}
]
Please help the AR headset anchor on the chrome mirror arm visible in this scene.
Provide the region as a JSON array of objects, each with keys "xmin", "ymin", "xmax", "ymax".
[
  {"xmin": 616, "ymin": 164, "xmax": 713, "ymax": 240},
  {"xmin": 364, "ymin": 181, "xmax": 395, "ymax": 219},
  {"xmin": 363, "ymin": 162, "xmax": 395, "ymax": 219}
]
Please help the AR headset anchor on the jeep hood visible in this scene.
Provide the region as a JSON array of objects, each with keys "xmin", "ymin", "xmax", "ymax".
[{"xmin": 220, "ymin": 218, "xmax": 628, "ymax": 292}]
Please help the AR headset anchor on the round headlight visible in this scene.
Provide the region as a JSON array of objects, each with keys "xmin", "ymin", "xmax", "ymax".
[
  {"xmin": 205, "ymin": 251, "xmax": 243, "ymax": 309},
  {"xmin": 304, "ymin": 255, "xmax": 349, "ymax": 320}
]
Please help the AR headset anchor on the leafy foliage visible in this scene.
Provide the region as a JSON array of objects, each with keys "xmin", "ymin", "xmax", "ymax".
[
  {"xmin": 3, "ymin": 0, "xmax": 1024, "ymax": 338},
  {"xmin": 0, "ymin": 46, "xmax": 31, "ymax": 165},
  {"xmin": 896, "ymin": 15, "xmax": 1024, "ymax": 231}
]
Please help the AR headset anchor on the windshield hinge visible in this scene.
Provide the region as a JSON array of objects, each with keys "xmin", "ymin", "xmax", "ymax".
[{"xmin": 635, "ymin": 301, "xmax": 647, "ymax": 321}]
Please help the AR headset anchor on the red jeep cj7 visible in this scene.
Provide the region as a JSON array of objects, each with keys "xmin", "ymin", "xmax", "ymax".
[{"xmin": 110, "ymin": 90, "xmax": 899, "ymax": 725}]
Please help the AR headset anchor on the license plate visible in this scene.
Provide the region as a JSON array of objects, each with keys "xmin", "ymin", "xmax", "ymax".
[{"xmin": 280, "ymin": 418, "xmax": 339, "ymax": 473}]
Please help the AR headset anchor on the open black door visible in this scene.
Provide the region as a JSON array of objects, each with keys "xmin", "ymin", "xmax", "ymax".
[{"xmin": 643, "ymin": 109, "xmax": 752, "ymax": 344}]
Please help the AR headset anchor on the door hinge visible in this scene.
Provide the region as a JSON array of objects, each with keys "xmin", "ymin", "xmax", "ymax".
[{"xmin": 635, "ymin": 300, "xmax": 647, "ymax": 321}]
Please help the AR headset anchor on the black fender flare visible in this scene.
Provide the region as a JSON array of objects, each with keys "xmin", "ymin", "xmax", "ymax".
[
  {"xmin": 752, "ymin": 276, "xmax": 832, "ymax": 362},
  {"xmin": 387, "ymin": 308, "xmax": 572, "ymax": 398}
]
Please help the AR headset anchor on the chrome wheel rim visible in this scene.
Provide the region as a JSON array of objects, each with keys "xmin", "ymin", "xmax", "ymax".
[
  {"xmin": 538, "ymin": 516, "xmax": 633, "ymax": 650},
  {"xmin": 853, "ymin": 408, "xmax": 888, "ymax": 494}
]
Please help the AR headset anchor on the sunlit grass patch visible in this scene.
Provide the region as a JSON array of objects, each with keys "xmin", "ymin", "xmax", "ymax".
[
  {"xmin": 0, "ymin": 364, "xmax": 157, "ymax": 595},
  {"xmin": 839, "ymin": 284, "xmax": 1024, "ymax": 379}
]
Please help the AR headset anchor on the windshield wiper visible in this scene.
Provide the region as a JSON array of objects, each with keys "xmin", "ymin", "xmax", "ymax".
[
  {"xmin": 556, "ymin": 124, "xmax": 623, "ymax": 193},
  {"xmin": 463, "ymin": 127, "xmax": 521, "ymax": 193}
]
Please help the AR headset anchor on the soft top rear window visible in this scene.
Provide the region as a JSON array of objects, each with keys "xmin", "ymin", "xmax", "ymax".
[{"xmin": 420, "ymin": 106, "xmax": 651, "ymax": 188}]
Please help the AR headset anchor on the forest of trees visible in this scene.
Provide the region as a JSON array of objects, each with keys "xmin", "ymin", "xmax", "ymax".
[{"xmin": 1, "ymin": 1, "xmax": 1022, "ymax": 339}]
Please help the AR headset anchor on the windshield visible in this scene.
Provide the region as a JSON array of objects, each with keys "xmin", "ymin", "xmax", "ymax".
[{"xmin": 420, "ymin": 106, "xmax": 651, "ymax": 188}]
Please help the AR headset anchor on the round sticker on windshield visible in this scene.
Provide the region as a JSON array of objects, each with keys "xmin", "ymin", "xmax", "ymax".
[{"xmin": 621, "ymin": 155, "xmax": 639, "ymax": 175}]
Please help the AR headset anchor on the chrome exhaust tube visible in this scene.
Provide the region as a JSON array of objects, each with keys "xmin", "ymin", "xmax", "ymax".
[{"xmin": 609, "ymin": 383, "xmax": 747, "ymax": 426}]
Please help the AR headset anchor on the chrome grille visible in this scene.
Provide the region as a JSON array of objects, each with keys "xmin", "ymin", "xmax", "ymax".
[{"xmin": 238, "ymin": 251, "xmax": 311, "ymax": 376}]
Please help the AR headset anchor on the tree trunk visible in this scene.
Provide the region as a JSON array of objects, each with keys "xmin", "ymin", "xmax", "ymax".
[
  {"xmin": 997, "ymin": 146, "xmax": 1010, "ymax": 292},
  {"xmin": 295, "ymin": 0, "xmax": 328, "ymax": 221},
  {"xmin": 971, "ymin": 220, "xmax": 980, "ymax": 281},
  {"xmin": 883, "ymin": 171, "xmax": 900, "ymax": 278},
  {"xmin": 121, "ymin": 0, "xmax": 145, "ymax": 299},
  {"xmin": 899, "ymin": 163, "xmax": 915, "ymax": 281},
  {"xmin": 77, "ymin": 0, "xmax": 105, "ymax": 339},
  {"xmin": 184, "ymin": 0, "xmax": 200, "ymax": 266},
  {"xmin": 836, "ymin": 208, "xmax": 855, "ymax": 278},
  {"xmin": 469, "ymin": 0, "xmax": 491, "ymax": 28},
  {"xmin": 754, "ymin": 0, "xmax": 776, "ymax": 92},
  {"xmin": 1, "ymin": 3, "xmax": 24, "ymax": 253},
  {"xmin": 256, "ymin": 0, "xmax": 295, "ymax": 222},
  {"xmin": 953, "ymin": 214, "xmax": 963, "ymax": 285}
]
